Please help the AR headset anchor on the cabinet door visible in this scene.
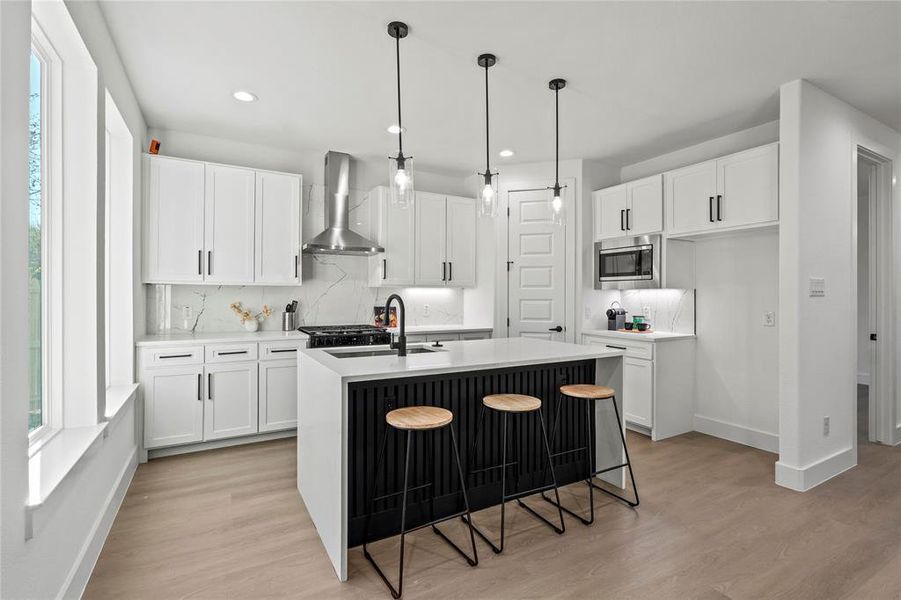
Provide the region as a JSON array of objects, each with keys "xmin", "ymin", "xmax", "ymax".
[
  {"xmin": 445, "ymin": 196, "xmax": 477, "ymax": 287},
  {"xmin": 254, "ymin": 171, "xmax": 301, "ymax": 284},
  {"xmin": 414, "ymin": 192, "xmax": 448, "ymax": 285},
  {"xmin": 716, "ymin": 143, "xmax": 778, "ymax": 228},
  {"xmin": 627, "ymin": 175, "xmax": 663, "ymax": 235},
  {"xmin": 204, "ymin": 165, "xmax": 255, "ymax": 283},
  {"xmin": 370, "ymin": 186, "xmax": 415, "ymax": 286},
  {"xmin": 665, "ymin": 160, "xmax": 717, "ymax": 235},
  {"xmin": 259, "ymin": 359, "xmax": 297, "ymax": 432},
  {"xmin": 144, "ymin": 156, "xmax": 205, "ymax": 283},
  {"xmin": 143, "ymin": 365, "xmax": 204, "ymax": 448},
  {"xmin": 623, "ymin": 357, "xmax": 653, "ymax": 429},
  {"xmin": 593, "ymin": 184, "xmax": 629, "ymax": 240},
  {"xmin": 204, "ymin": 362, "xmax": 258, "ymax": 441}
]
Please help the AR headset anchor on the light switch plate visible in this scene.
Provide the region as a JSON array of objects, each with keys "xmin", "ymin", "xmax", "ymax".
[
  {"xmin": 809, "ymin": 277, "xmax": 826, "ymax": 297},
  {"xmin": 763, "ymin": 311, "xmax": 776, "ymax": 327}
]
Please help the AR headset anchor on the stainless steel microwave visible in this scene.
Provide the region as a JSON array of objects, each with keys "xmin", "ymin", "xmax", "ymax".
[{"xmin": 594, "ymin": 234, "xmax": 661, "ymax": 290}]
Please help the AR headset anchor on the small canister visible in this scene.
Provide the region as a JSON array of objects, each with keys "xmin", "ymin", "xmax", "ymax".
[{"xmin": 282, "ymin": 311, "xmax": 296, "ymax": 332}]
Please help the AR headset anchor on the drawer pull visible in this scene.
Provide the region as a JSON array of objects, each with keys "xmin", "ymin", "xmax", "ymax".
[
  {"xmin": 270, "ymin": 348, "xmax": 297, "ymax": 354},
  {"xmin": 218, "ymin": 350, "xmax": 248, "ymax": 356},
  {"xmin": 160, "ymin": 353, "xmax": 192, "ymax": 359},
  {"xmin": 605, "ymin": 344, "xmax": 627, "ymax": 350}
]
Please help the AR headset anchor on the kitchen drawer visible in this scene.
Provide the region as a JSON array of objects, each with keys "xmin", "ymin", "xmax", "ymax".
[
  {"xmin": 582, "ymin": 335, "xmax": 654, "ymax": 360},
  {"xmin": 142, "ymin": 346, "xmax": 204, "ymax": 368},
  {"xmin": 259, "ymin": 340, "xmax": 303, "ymax": 361},
  {"xmin": 426, "ymin": 333, "xmax": 460, "ymax": 343},
  {"xmin": 204, "ymin": 342, "xmax": 259, "ymax": 363},
  {"xmin": 405, "ymin": 334, "xmax": 429, "ymax": 343},
  {"xmin": 460, "ymin": 331, "xmax": 491, "ymax": 340}
]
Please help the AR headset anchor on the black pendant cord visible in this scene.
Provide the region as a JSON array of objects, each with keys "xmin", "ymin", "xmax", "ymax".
[
  {"xmin": 484, "ymin": 62, "xmax": 490, "ymax": 174},
  {"xmin": 395, "ymin": 33, "xmax": 403, "ymax": 156},
  {"xmin": 554, "ymin": 85, "xmax": 559, "ymax": 187}
]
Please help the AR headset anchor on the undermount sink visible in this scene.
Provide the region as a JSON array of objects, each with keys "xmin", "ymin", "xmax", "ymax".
[{"xmin": 325, "ymin": 346, "xmax": 444, "ymax": 359}]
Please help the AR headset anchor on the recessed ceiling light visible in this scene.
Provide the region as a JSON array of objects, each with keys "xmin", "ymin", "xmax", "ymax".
[
  {"xmin": 387, "ymin": 124, "xmax": 406, "ymax": 134},
  {"xmin": 232, "ymin": 90, "xmax": 258, "ymax": 103},
  {"xmin": 499, "ymin": 149, "xmax": 514, "ymax": 158}
]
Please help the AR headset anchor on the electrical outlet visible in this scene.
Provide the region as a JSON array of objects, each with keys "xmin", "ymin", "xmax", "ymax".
[
  {"xmin": 423, "ymin": 304, "xmax": 430, "ymax": 317},
  {"xmin": 809, "ymin": 277, "xmax": 826, "ymax": 297},
  {"xmin": 823, "ymin": 416, "xmax": 830, "ymax": 437},
  {"xmin": 643, "ymin": 306, "xmax": 652, "ymax": 319},
  {"xmin": 763, "ymin": 311, "xmax": 776, "ymax": 327}
]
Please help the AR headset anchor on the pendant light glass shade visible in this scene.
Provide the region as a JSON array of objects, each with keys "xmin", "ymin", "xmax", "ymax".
[
  {"xmin": 389, "ymin": 153, "xmax": 414, "ymax": 209},
  {"xmin": 550, "ymin": 182, "xmax": 565, "ymax": 226},
  {"xmin": 387, "ymin": 21, "xmax": 413, "ymax": 209},
  {"xmin": 477, "ymin": 171, "xmax": 499, "ymax": 217}
]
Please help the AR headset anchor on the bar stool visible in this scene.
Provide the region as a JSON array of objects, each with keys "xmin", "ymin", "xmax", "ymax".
[
  {"xmin": 363, "ymin": 406, "xmax": 478, "ymax": 599},
  {"xmin": 464, "ymin": 393, "xmax": 565, "ymax": 553},
  {"xmin": 542, "ymin": 384, "xmax": 639, "ymax": 526}
]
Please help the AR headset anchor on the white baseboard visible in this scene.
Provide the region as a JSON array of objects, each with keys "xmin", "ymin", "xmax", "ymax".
[
  {"xmin": 693, "ymin": 414, "xmax": 779, "ymax": 453},
  {"xmin": 775, "ymin": 446, "xmax": 856, "ymax": 492},
  {"xmin": 857, "ymin": 372, "xmax": 871, "ymax": 385},
  {"xmin": 61, "ymin": 446, "xmax": 138, "ymax": 599},
  {"xmin": 147, "ymin": 429, "xmax": 295, "ymax": 459}
]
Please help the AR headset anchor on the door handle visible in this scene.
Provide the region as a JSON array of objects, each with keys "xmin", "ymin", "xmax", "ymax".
[
  {"xmin": 197, "ymin": 374, "xmax": 202, "ymax": 401},
  {"xmin": 207, "ymin": 251, "xmax": 212, "ymax": 275},
  {"xmin": 295, "ymin": 255, "xmax": 299, "ymax": 278},
  {"xmin": 548, "ymin": 326, "xmax": 563, "ymax": 332},
  {"xmin": 716, "ymin": 194, "xmax": 723, "ymax": 221},
  {"xmin": 198, "ymin": 250, "xmax": 202, "ymax": 275},
  {"xmin": 448, "ymin": 262, "xmax": 453, "ymax": 281},
  {"xmin": 207, "ymin": 373, "xmax": 212, "ymax": 400},
  {"xmin": 382, "ymin": 258, "xmax": 387, "ymax": 280},
  {"xmin": 620, "ymin": 209, "xmax": 625, "ymax": 231},
  {"xmin": 442, "ymin": 262, "xmax": 447, "ymax": 281},
  {"xmin": 709, "ymin": 196, "xmax": 715, "ymax": 222},
  {"xmin": 605, "ymin": 344, "xmax": 627, "ymax": 350},
  {"xmin": 626, "ymin": 208, "xmax": 631, "ymax": 230}
]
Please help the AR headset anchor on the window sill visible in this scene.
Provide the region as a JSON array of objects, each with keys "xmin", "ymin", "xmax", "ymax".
[
  {"xmin": 27, "ymin": 423, "xmax": 107, "ymax": 510},
  {"xmin": 106, "ymin": 383, "xmax": 139, "ymax": 423}
]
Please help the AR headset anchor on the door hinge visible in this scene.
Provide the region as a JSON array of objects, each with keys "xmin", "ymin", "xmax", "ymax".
[
  {"xmin": 870, "ymin": 333, "xmax": 877, "ymax": 341},
  {"xmin": 507, "ymin": 206, "xmax": 510, "ymax": 217},
  {"xmin": 506, "ymin": 317, "xmax": 510, "ymax": 327}
]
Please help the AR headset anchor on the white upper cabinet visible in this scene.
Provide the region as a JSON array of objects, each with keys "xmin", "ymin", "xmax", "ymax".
[
  {"xmin": 593, "ymin": 175, "xmax": 663, "ymax": 240},
  {"xmin": 204, "ymin": 165, "xmax": 256, "ymax": 284},
  {"xmin": 369, "ymin": 186, "xmax": 415, "ymax": 287},
  {"xmin": 665, "ymin": 143, "xmax": 779, "ymax": 236},
  {"xmin": 414, "ymin": 192, "xmax": 449, "ymax": 286},
  {"xmin": 445, "ymin": 196, "xmax": 477, "ymax": 287},
  {"xmin": 143, "ymin": 154, "xmax": 302, "ymax": 285},
  {"xmin": 144, "ymin": 156, "xmax": 205, "ymax": 283},
  {"xmin": 255, "ymin": 171, "xmax": 302, "ymax": 284}
]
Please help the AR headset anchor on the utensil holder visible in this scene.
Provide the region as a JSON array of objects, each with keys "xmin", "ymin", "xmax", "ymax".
[{"xmin": 282, "ymin": 311, "xmax": 296, "ymax": 332}]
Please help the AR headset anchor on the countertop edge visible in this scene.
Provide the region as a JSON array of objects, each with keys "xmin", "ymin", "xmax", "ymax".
[{"xmin": 581, "ymin": 329, "xmax": 696, "ymax": 342}]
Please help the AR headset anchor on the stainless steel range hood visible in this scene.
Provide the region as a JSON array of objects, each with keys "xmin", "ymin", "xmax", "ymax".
[{"xmin": 302, "ymin": 151, "xmax": 384, "ymax": 256}]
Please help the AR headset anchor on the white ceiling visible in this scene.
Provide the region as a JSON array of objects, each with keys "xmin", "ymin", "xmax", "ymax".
[{"xmin": 100, "ymin": 1, "xmax": 900, "ymax": 175}]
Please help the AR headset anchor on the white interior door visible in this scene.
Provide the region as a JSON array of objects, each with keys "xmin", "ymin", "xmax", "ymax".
[{"xmin": 507, "ymin": 188, "xmax": 566, "ymax": 340}]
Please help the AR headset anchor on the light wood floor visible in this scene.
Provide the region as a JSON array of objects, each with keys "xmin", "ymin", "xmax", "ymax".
[{"xmin": 85, "ymin": 428, "xmax": 900, "ymax": 599}]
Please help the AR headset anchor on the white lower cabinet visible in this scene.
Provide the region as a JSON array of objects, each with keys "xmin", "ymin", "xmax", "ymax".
[
  {"xmin": 204, "ymin": 361, "xmax": 259, "ymax": 441},
  {"xmin": 623, "ymin": 357, "xmax": 653, "ymax": 429},
  {"xmin": 259, "ymin": 359, "xmax": 298, "ymax": 432},
  {"xmin": 143, "ymin": 365, "xmax": 204, "ymax": 448}
]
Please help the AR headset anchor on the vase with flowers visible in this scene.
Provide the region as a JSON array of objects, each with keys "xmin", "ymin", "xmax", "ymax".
[{"xmin": 229, "ymin": 302, "xmax": 273, "ymax": 332}]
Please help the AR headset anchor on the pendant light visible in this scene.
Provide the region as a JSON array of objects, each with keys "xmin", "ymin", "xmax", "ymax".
[
  {"xmin": 476, "ymin": 53, "xmax": 498, "ymax": 218},
  {"xmin": 387, "ymin": 21, "xmax": 414, "ymax": 209},
  {"xmin": 548, "ymin": 78, "xmax": 567, "ymax": 226}
]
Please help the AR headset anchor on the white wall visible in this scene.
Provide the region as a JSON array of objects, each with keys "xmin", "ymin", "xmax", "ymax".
[
  {"xmin": 1, "ymin": 1, "xmax": 148, "ymax": 597},
  {"xmin": 778, "ymin": 79, "xmax": 901, "ymax": 492},
  {"xmin": 693, "ymin": 231, "xmax": 780, "ymax": 452}
]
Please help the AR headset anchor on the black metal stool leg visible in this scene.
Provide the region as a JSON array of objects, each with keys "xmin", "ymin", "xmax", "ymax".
[
  {"xmin": 516, "ymin": 410, "xmax": 566, "ymax": 534},
  {"xmin": 430, "ymin": 425, "xmax": 479, "ymax": 566},
  {"xmin": 589, "ymin": 395, "xmax": 640, "ymax": 507},
  {"xmin": 462, "ymin": 412, "xmax": 507, "ymax": 554}
]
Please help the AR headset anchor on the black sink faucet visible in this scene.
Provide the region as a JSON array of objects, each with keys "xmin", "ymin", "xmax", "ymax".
[{"xmin": 385, "ymin": 293, "xmax": 406, "ymax": 357}]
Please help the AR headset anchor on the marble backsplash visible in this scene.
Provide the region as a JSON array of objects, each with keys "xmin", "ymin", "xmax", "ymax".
[
  {"xmin": 583, "ymin": 288, "xmax": 695, "ymax": 334},
  {"xmin": 146, "ymin": 182, "xmax": 465, "ymax": 334}
]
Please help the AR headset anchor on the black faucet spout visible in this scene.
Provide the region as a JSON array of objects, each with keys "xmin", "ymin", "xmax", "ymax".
[{"xmin": 385, "ymin": 294, "xmax": 406, "ymax": 357}]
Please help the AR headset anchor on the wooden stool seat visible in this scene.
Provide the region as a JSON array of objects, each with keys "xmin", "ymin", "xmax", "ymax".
[
  {"xmin": 386, "ymin": 406, "xmax": 453, "ymax": 430},
  {"xmin": 559, "ymin": 384, "xmax": 615, "ymax": 399},
  {"xmin": 483, "ymin": 394, "xmax": 542, "ymax": 413}
]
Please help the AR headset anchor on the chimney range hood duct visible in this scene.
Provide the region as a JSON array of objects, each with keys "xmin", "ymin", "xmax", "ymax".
[{"xmin": 302, "ymin": 151, "xmax": 384, "ymax": 256}]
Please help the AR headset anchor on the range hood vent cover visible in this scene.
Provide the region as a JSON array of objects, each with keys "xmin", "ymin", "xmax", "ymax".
[{"xmin": 302, "ymin": 151, "xmax": 384, "ymax": 256}]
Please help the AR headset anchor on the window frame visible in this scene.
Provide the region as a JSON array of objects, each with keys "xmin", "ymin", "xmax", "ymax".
[{"xmin": 28, "ymin": 21, "xmax": 64, "ymax": 449}]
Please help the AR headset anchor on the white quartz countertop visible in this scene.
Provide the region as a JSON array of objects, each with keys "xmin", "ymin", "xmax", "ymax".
[
  {"xmin": 136, "ymin": 330, "xmax": 309, "ymax": 347},
  {"xmin": 299, "ymin": 337, "xmax": 623, "ymax": 382},
  {"xmin": 386, "ymin": 325, "xmax": 493, "ymax": 335},
  {"xmin": 582, "ymin": 329, "xmax": 696, "ymax": 342}
]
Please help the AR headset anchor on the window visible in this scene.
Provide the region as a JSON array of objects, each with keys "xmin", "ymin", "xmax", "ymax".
[{"xmin": 28, "ymin": 49, "xmax": 46, "ymax": 434}]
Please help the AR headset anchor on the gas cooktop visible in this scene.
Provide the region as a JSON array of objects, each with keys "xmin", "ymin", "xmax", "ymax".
[{"xmin": 298, "ymin": 324, "xmax": 392, "ymax": 349}]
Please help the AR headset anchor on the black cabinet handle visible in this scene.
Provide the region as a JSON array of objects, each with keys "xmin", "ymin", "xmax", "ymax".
[
  {"xmin": 197, "ymin": 373, "xmax": 202, "ymax": 401},
  {"xmin": 548, "ymin": 325, "xmax": 563, "ymax": 332},
  {"xmin": 159, "ymin": 353, "xmax": 191, "ymax": 359},
  {"xmin": 294, "ymin": 255, "xmax": 299, "ymax": 278},
  {"xmin": 709, "ymin": 196, "xmax": 715, "ymax": 222},
  {"xmin": 620, "ymin": 209, "xmax": 625, "ymax": 231},
  {"xmin": 442, "ymin": 262, "xmax": 447, "ymax": 281},
  {"xmin": 207, "ymin": 251, "xmax": 212, "ymax": 275},
  {"xmin": 271, "ymin": 348, "xmax": 297, "ymax": 354},
  {"xmin": 605, "ymin": 344, "xmax": 627, "ymax": 350},
  {"xmin": 218, "ymin": 350, "xmax": 247, "ymax": 356},
  {"xmin": 626, "ymin": 208, "xmax": 631, "ymax": 230},
  {"xmin": 382, "ymin": 258, "xmax": 386, "ymax": 280},
  {"xmin": 208, "ymin": 373, "xmax": 212, "ymax": 400},
  {"xmin": 448, "ymin": 262, "xmax": 453, "ymax": 281},
  {"xmin": 716, "ymin": 194, "xmax": 723, "ymax": 221},
  {"xmin": 198, "ymin": 250, "xmax": 202, "ymax": 275}
]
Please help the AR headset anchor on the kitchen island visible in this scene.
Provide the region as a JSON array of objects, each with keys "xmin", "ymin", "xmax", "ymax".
[{"xmin": 297, "ymin": 337, "xmax": 626, "ymax": 580}]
